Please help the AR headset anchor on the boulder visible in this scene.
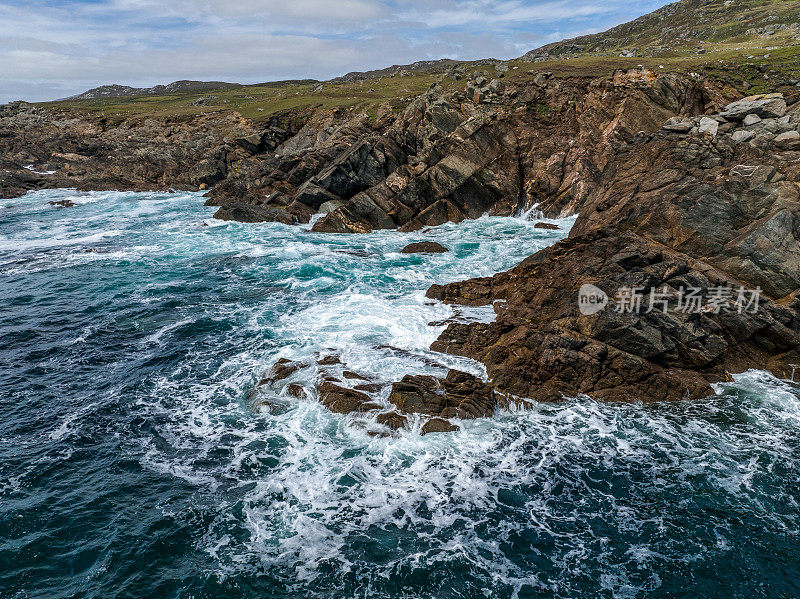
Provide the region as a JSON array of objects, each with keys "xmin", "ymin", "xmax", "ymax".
[
  {"xmin": 719, "ymin": 93, "xmax": 786, "ymax": 120},
  {"xmin": 698, "ymin": 116, "xmax": 719, "ymax": 136},
  {"xmin": 421, "ymin": 418, "xmax": 460, "ymax": 435},
  {"xmin": 388, "ymin": 370, "xmax": 497, "ymax": 419},
  {"xmin": 376, "ymin": 411, "xmax": 408, "ymax": 430}
]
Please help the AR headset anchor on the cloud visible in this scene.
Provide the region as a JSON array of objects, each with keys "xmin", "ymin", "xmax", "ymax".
[{"xmin": 0, "ymin": 0, "xmax": 674, "ymax": 102}]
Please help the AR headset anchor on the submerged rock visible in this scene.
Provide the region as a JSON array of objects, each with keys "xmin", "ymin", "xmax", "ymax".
[
  {"xmin": 268, "ymin": 358, "xmax": 306, "ymax": 382},
  {"xmin": 533, "ymin": 222, "xmax": 560, "ymax": 230},
  {"xmin": 48, "ymin": 199, "xmax": 76, "ymax": 208},
  {"xmin": 400, "ymin": 241, "xmax": 449, "ymax": 254}
]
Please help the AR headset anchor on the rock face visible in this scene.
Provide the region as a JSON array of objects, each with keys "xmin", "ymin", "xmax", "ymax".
[
  {"xmin": 204, "ymin": 69, "xmax": 713, "ymax": 232},
  {"xmin": 3, "ymin": 68, "xmax": 719, "ymax": 227}
]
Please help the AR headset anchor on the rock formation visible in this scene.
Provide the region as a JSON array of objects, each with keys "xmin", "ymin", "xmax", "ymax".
[{"xmin": 428, "ymin": 93, "xmax": 800, "ymax": 404}]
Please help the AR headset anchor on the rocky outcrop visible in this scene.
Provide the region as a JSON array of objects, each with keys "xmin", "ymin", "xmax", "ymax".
[
  {"xmin": 428, "ymin": 229, "xmax": 799, "ymax": 403},
  {"xmin": 426, "ymin": 92, "xmax": 800, "ymax": 404},
  {"xmin": 387, "ymin": 370, "xmax": 498, "ymax": 419},
  {"xmin": 571, "ymin": 94, "xmax": 800, "ymax": 299},
  {"xmin": 0, "ymin": 107, "xmax": 304, "ymax": 199},
  {"xmin": 4, "ymin": 64, "xmax": 798, "ymax": 410},
  {"xmin": 203, "ymin": 69, "xmax": 714, "ymax": 233}
]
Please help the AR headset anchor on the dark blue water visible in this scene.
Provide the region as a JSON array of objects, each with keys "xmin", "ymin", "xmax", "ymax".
[{"xmin": 1, "ymin": 190, "xmax": 799, "ymax": 599}]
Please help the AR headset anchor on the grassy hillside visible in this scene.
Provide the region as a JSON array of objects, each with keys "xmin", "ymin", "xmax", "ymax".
[{"xmin": 525, "ymin": 0, "xmax": 800, "ymax": 59}]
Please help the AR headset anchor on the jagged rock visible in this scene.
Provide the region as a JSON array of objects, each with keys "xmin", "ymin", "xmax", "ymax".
[
  {"xmin": 388, "ymin": 370, "xmax": 497, "ymax": 419},
  {"xmin": 268, "ymin": 358, "xmax": 306, "ymax": 382},
  {"xmin": 732, "ymin": 130, "xmax": 754, "ymax": 143},
  {"xmin": 400, "ymin": 241, "xmax": 449, "ymax": 253},
  {"xmin": 318, "ymin": 381, "xmax": 380, "ymax": 414},
  {"xmin": 570, "ymin": 135, "xmax": 800, "ymax": 299},
  {"xmin": 428, "ymin": 229, "xmax": 800, "ymax": 403}
]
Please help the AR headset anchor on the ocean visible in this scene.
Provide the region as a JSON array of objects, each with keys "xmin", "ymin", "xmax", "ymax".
[{"xmin": 1, "ymin": 189, "xmax": 798, "ymax": 598}]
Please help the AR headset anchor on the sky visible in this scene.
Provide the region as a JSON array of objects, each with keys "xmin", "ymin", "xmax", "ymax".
[{"xmin": 0, "ymin": 0, "xmax": 675, "ymax": 103}]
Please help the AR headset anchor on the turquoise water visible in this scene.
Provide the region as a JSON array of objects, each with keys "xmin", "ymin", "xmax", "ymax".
[{"xmin": 1, "ymin": 190, "xmax": 799, "ymax": 599}]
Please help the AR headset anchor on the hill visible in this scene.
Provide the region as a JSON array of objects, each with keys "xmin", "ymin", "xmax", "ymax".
[
  {"xmin": 67, "ymin": 80, "xmax": 243, "ymax": 100},
  {"xmin": 524, "ymin": 0, "xmax": 800, "ymax": 60}
]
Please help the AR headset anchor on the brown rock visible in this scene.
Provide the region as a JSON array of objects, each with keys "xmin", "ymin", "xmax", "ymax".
[
  {"xmin": 388, "ymin": 369, "xmax": 496, "ymax": 419},
  {"xmin": 400, "ymin": 241, "xmax": 449, "ymax": 254},
  {"xmin": 286, "ymin": 383, "xmax": 304, "ymax": 398},
  {"xmin": 343, "ymin": 370, "xmax": 369, "ymax": 381},
  {"xmin": 318, "ymin": 354, "xmax": 341, "ymax": 366},
  {"xmin": 48, "ymin": 199, "xmax": 76, "ymax": 208},
  {"xmin": 269, "ymin": 358, "xmax": 305, "ymax": 382},
  {"xmin": 353, "ymin": 383, "xmax": 385, "ymax": 393},
  {"xmin": 533, "ymin": 222, "xmax": 560, "ymax": 230},
  {"xmin": 318, "ymin": 381, "xmax": 379, "ymax": 414},
  {"xmin": 428, "ymin": 229, "xmax": 800, "ymax": 403},
  {"xmin": 376, "ymin": 411, "xmax": 408, "ymax": 430},
  {"xmin": 421, "ymin": 418, "xmax": 460, "ymax": 435}
]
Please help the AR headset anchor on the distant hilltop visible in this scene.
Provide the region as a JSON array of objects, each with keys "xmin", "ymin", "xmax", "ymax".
[{"xmin": 66, "ymin": 80, "xmax": 243, "ymax": 101}]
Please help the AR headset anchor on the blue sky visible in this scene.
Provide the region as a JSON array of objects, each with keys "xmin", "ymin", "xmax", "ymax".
[{"xmin": 0, "ymin": 0, "xmax": 674, "ymax": 102}]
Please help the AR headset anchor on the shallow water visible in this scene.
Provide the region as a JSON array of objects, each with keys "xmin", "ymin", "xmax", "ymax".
[{"xmin": 1, "ymin": 190, "xmax": 798, "ymax": 599}]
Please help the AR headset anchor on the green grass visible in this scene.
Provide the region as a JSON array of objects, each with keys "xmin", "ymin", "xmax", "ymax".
[{"xmin": 36, "ymin": 74, "xmax": 442, "ymax": 121}]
